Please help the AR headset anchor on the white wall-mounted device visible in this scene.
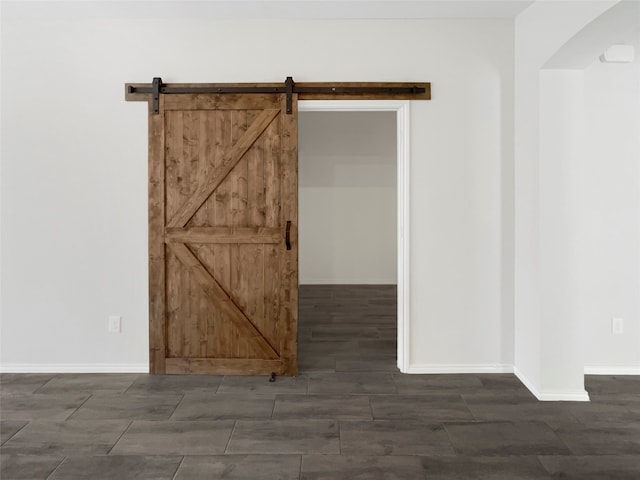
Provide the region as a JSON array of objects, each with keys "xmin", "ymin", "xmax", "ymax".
[{"xmin": 599, "ymin": 45, "xmax": 635, "ymax": 63}]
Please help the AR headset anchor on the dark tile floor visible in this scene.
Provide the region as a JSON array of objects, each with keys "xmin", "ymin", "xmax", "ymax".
[{"xmin": 1, "ymin": 285, "xmax": 639, "ymax": 479}]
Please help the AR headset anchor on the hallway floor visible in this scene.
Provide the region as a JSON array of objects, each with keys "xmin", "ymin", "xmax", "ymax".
[{"xmin": 1, "ymin": 285, "xmax": 639, "ymax": 479}]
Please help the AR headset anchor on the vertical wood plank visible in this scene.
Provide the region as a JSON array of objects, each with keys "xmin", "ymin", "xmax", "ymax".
[
  {"xmin": 166, "ymin": 248, "xmax": 183, "ymax": 357},
  {"xmin": 263, "ymin": 118, "xmax": 281, "ymax": 355},
  {"xmin": 263, "ymin": 243, "xmax": 281, "ymax": 353},
  {"xmin": 198, "ymin": 111, "xmax": 217, "ymax": 357},
  {"xmin": 246, "ymin": 110, "xmax": 265, "ymax": 228},
  {"xmin": 183, "ymin": 111, "xmax": 203, "ymax": 358},
  {"xmin": 179, "ymin": 111, "xmax": 193, "ymax": 357},
  {"xmin": 232, "ymin": 111, "xmax": 249, "ymax": 228},
  {"xmin": 279, "ymin": 94, "xmax": 299, "ymax": 375},
  {"xmin": 190, "ymin": 244, "xmax": 211, "ymax": 356},
  {"xmin": 245, "ymin": 111, "xmax": 267, "ymax": 352},
  {"xmin": 213, "ymin": 110, "xmax": 236, "ymax": 357},
  {"xmin": 165, "ymin": 112, "xmax": 183, "ymax": 223},
  {"xmin": 148, "ymin": 102, "xmax": 166, "ymax": 374},
  {"xmin": 165, "ymin": 111, "xmax": 185, "ymax": 358},
  {"xmin": 231, "ymin": 243, "xmax": 242, "ymax": 357},
  {"xmin": 230, "ymin": 110, "xmax": 248, "ymax": 357},
  {"xmin": 209, "ymin": 111, "xmax": 223, "ymax": 357},
  {"xmin": 189, "ymin": 111, "xmax": 208, "ymax": 227},
  {"xmin": 264, "ymin": 120, "xmax": 281, "ymax": 229}
]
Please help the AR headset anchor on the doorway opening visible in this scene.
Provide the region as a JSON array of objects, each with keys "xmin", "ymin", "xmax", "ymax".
[{"xmin": 297, "ymin": 101, "xmax": 411, "ymax": 373}]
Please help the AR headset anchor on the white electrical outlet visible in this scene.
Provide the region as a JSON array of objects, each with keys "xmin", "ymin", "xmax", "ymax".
[
  {"xmin": 612, "ymin": 317, "xmax": 624, "ymax": 335},
  {"xmin": 108, "ymin": 315, "xmax": 122, "ymax": 333}
]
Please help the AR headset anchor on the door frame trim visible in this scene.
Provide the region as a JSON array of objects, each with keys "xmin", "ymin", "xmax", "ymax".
[{"xmin": 298, "ymin": 100, "xmax": 411, "ymax": 373}]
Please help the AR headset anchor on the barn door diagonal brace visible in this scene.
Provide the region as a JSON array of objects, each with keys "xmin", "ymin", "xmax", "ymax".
[{"xmin": 126, "ymin": 77, "xmax": 430, "ymax": 114}]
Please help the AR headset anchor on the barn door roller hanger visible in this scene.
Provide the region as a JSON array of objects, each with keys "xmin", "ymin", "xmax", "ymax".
[{"xmin": 127, "ymin": 76, "xmax": 430, "ymax": 115}]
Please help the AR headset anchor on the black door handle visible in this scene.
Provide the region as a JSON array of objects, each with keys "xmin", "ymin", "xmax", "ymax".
[{"xmin": 285, "ymin": 221, "xmax": 291, "ymax": 250}]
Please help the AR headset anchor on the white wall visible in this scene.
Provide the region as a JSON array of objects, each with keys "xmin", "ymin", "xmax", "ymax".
[
  {"xmin": 299, "ymin": 112, "xmax": 397, "ymax": 285},
  {"xmin": 0, "ymin": 6, "xmax": 514, "ymax": 371},
  {"xmin": 538, "ymin": 69, "xmax": 588, "ymax": 394},
  {"xmin": 581, "ymin": 51, "xmax": 640, "ymax": 371},
  {"xmin": 514, "ymin": 0, "xmax": 618, "ymax": 396},
  {"xmin": 514, "ymin": 0, "xmax": 640, "ymax": 398}
]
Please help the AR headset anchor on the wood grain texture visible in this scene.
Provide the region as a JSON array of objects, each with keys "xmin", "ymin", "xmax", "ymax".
[
  {"xmin": 125, "ymin": 82, "xmax": 432, "ymax": 102},
  {"xmin": 279, "ymin": 94, "xmax": 299, "ymax": 376},
  {"xmin": 164, "ymin": 110, "xmax": 187, "ymax": 358},
  {"xmin": 148, "ymin": 100, "xmax": 166, "ymax": 374},
  {"xmin": 146, "ymin": 92, "xmax": 297, "ymax": 375},
  {"xmin": 232, "ymin": 110, "xmax": 249, "ymax": 357},
  {"xmin": 182, "ymin": 110, "xmax": 203, "ymax": 357},
  {"xmin": 167, "ymin": 242, "xmax": 279, "ymax": 360},
  {"xmin": 263, "ymin": 115, "xmax": 283, "ymax": 358},
  {"xmin": 164, "ymin": 93, "xmax": 281, "ymax": 111},
  {"xmin": 246, "ymin": 109, "xmax": 264, "ymax": 228},
  {"xmin": 165, "ymin": 227, "xmax": 281, "ymax": 244},
  {"xmin": 231, "ymin": 110, "xmax": 249, "ymax": 228},
  {"xmin": 193, "ymin": 111, "xmax": 214, "ymax": 357},
  {"xmin": 167, "ymin": 108, "xmax": 279, "ymax": 228},
  {"xmin": 211, "ymin": 110, "xmax": 234, "ymax": 357},
  {"xmin": 165, "ymin": 358, "xmax": 284, "ymax": 375}
]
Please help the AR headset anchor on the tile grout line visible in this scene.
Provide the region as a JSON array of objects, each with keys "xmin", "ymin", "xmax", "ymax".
[
  {"xmin": 32, "ymin": 376, "xmax": 57, "ymax": 394},
  {"xmin": 223, "ymin": 420, "xmax": 237, "ymax": 454},
  {"xmin": 441, "ymin": 422, "xmax": 462, "ymax": 456},
  {"xmin": 215, "ymin": 377, "xmax": 225, "ymax": 394},
  {"xmin": 367, "ymin": 395, "xmax": 375, "ymax": 421},
  {"xmin": 534, "ymin": 455, "xmax": 554, "ymax": 476},
  {"xmin": 171, "ymin": 456, "xmax": 186, "ymax": 480},
  {"xmin": 0, "ymin": 420, "xmax": 29, "ymax": 446},
  {"xmin": 106, "ymin": 420, "xmax": 134, "ymax": 456},
  {"xmin": 542, "ymin": 420, "xmax": 577, "ymax": 456},
  {"xmin": 168, "ymin": 394, "xmax": 186, "ymax": 420},
  {"xmin": 390, "ymin": 372, "xmax": 400, "ymax": 395},
  {"xmin": 44, "ymin": 455, "xmax": 67, "ymax": 480},
  {"xmin": 387, "ymin": 372, "xmax": 398, "ymax": 395},
  {"xmin": 459, "ymin": 393, "xmax": 477, "ymax": 421},
  {"xmin": 64, "ymin": 394, "xmax": 94, "ymax": 421},
  {"xmin": 122, "ymin": 378, "xmax": 138, "ymax": 395}
]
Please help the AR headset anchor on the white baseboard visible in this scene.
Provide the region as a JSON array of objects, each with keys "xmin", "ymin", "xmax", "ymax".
[
  {"xmin": 536, "ymin": 391, "xmax": 590, "ymax": 401},
  {"xmin": 584, "ymin": 365, "xmax": 640, "ymax": 375},
  {"xmin": 0, "ymin": 364, "xmax": 149, "ymax": 373},
  {"xmin": 514, "ymin": 366, "xmax": 590, "ymax": 402},
  {"xmin": 403, "ymin": 363, "xmax": 514, "ymax": 374},
  {"xmin": 513, "ymin": 366, "xmax": 540, "ymax": 398}
]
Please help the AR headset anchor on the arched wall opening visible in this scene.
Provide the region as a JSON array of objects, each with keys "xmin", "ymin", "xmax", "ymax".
[{"xmin": 514, "ymin": 0, "xmax": 640, "ymax": 400}]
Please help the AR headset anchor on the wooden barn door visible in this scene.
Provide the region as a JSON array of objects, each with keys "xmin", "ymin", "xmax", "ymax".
[{"xmin": 148, "ymin": 93, "xmax": 298, "ymax": 375}]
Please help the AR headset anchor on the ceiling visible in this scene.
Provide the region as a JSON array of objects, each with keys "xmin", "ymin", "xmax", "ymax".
[{"xmin": 3, "ymin": 0, "xmax": 538, "ymax": 20}]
